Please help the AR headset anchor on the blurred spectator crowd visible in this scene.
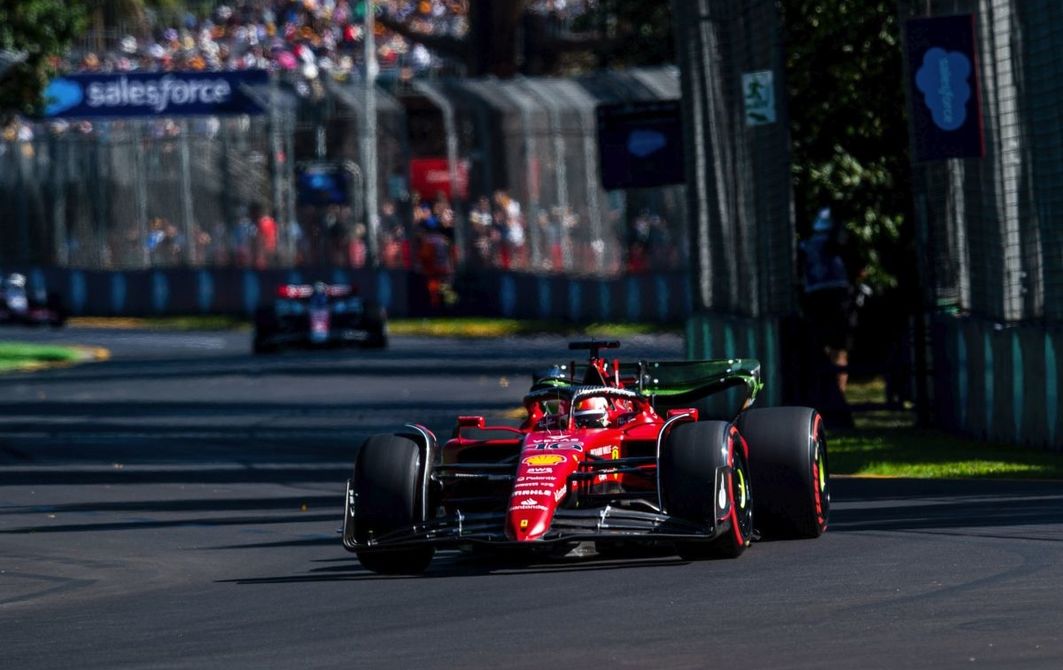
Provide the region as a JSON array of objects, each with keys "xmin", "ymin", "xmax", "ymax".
[{"xmin": 61, "ymin": 1, "xmax": 594, "ymax": 85}]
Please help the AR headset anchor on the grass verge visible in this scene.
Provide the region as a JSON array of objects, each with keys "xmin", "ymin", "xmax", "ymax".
[
  {"xmin": 68, "ymin": 315, "xmax": 678, "ymax": 339},
  {"xmin": 831, "ymin": 377, "xmax": 1063, "ymax": 479},
  {"xmin": 389, "ymin": 318, "xmax": 680, "ymax": 339},
  {"xmin": 0, "ymin": 341, "xmax": 86, "ymax": 373},
  {"xmin": 69, "ymin": 316, "xmax": 251, "ymax": 331}
]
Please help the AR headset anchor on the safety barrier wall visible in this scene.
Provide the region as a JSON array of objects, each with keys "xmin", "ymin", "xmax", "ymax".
[
  {"xmin": 0, "ymin": 266, "xmax": 690, "ymax": 324},
  {"xmin": 932, "ymin": 316, "xmax": 1061, "ymax": 450}
]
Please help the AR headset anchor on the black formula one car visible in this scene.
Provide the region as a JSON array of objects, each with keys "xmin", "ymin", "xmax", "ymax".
[
  {"xmin": 253, "ymin": 282, "xmax": 387, "ymax": 354},
  {"xmin": 343, "ymin": 340, "xmax": 829, "ymax": 575},
  {"xmin": 0, "ymin": 273, "xmax": 66, "ymax": 327}
]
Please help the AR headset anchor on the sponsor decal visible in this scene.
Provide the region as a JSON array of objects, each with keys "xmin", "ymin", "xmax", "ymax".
[
  {"xmin": 590, "ymin": 445, "xmax": 621, "ymax": 459},
  {"xmin": 44, "ymin": 70, "xmax": 268, "ymax": 118},
  {"xmin": 511, "ymin": 488, "xmax": 553, "ymax": 497},
  {"xmin": 526, "ymin": 467, "xmax": 554, "ymax": 474},
  {"xmin": 523, "ymin": 454, "xmax": 567, "ymax": 467},
  {"xmin": 520, "ymin": 519, "xmax": 529, "ymax": 529},
  {"xmin": 554, "ymin": 488, "xmax": 567, "ymax": 502},
  {"xmin": 517, "ymin": 475, "xmax": 557, "ymax": 483},
  {"xmin": 509, "ymin": 502, "xmax": 549, "ymax": 512},
  {"xmin": 528, "ymin": 437, "xmax": 584, "ymax": 452}
]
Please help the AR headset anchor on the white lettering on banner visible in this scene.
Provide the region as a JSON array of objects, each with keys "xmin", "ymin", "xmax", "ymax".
[
  {"xmin": 526, "ymin": 467, "xmax": 554, "ymax": 474},
  {"xmin": 511, "ymin": 489, "xmax": 552, "ymax": 497},
  {"xmin": 83, "ymin": 75, "xmax": 233, "ymax": 113}
]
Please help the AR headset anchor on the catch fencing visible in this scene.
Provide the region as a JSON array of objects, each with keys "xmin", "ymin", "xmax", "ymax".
[
  {"xmin": 1, "ymin": 69, "xmax": 687, "ymax": 279},
  {"xmin": 903, "ymin": 0, "xmax": 1063, "ymax": 325},
  {"xmin": 900, "ymin": 0, "xmax": 1063, "ymax": 448},
  {"xmin": 672, "ymin": 0, "xmax": 794, "ymax": 321},
  {"xmin": 672, "ymin": 0, "xmax": 794, "ymax": 406}
]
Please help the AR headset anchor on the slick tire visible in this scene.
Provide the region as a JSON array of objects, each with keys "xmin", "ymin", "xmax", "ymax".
[
  {"xmin": 361, "ymin": 307, "xmax": 388, "ymax": 349},
  {"xmin": 352, "ymin": 434, "xmax": 434, "ymax": 575},
  {"xmin": 737, "ymin": 407, "xmax": 829, "ymax": 540},
  {"xmin": 660, "ymin": 421, "xmax": 752, "ymax": 560},
  {"xmin": 252, "ymin": 335, "xmax": 276, "ymax": 355}
]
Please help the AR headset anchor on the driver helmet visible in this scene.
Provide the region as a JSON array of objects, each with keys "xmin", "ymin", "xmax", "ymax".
[
  {"xmin": 574, "ymin": 396, "xmax": 609, "ymax": 428},
  {"xmin": 312, "ymin": 281, "xmax": 327, "ymax": 294}
]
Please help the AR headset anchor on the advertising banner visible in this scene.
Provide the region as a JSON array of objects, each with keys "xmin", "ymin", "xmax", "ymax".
[
  {"xmin": 43, "ymin": 70, "xmax": 269, "ymax": 118},
  {"xmin": 596, "ymin": 100, "xmax": 685, "ymax": 190},
  {"xmin": 409, "ymin": 158, "xmax": 470, "ymax": 200},
  {"xmin": 905, "ymin": 15, "xmax": 985, "ymax": 161}
]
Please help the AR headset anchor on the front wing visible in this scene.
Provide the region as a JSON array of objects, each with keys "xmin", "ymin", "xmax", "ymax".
[{"xmin": 341, "ymin": 479, "xmax": 722, "ymax": 552}]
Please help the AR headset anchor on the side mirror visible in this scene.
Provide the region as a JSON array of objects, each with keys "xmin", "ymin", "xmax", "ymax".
[
  {"xmin": 666, "ymin": 408, "xmax": 699, "ymax": 422},
  {"xmin": 456, "ymin": 416, "xmax": 486, "ymax": 429}
]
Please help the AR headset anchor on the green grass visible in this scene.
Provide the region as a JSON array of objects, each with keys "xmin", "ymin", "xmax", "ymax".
[
  {"xmin": 0, "ymin": 341, "xmax": 83, "ymax": 372},
  {"xmin": 389, "ymin": 317, "xmax": 679, "ymax": 339},
  {"xmin": 67, "ymin": 315, "xmax": 676, "ymax": 338},
  {"xmin": 69, "ymin": 316, "xmax": 251, "ymax": 331},
  {"xmin": 830, "ymin": 377, "xmax": 1063, "ymax": 479}
]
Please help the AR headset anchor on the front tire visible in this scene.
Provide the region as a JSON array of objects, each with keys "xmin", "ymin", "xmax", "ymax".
[
  {"xmin": 352, "ymin": 434, "xmax": 435, "ymax": 574},
  {"xmin": 660, "ymin": 421, "xmax": 752, "ymax": 560},
  {"xmin": 737, "ymin": 407, "xmax": 829, "ymax": 539}
]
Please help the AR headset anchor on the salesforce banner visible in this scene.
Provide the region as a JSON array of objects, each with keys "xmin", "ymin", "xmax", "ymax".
[
  {"xmin": 905, "ymin": 15, "xmax": 984, "ymax": 161},
  {"xmin": 43, "ymin": 70, "xmax": 269, "ymax": 118}
]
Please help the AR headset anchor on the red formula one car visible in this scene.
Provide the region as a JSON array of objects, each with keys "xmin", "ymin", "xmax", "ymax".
[{"xmin": 342, "ymin": 341, "xmax": 829, "ymax": 574}]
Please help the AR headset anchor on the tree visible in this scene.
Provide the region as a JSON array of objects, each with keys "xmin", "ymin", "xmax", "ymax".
[
  {"xmin": 781, "ymin": 0, "xmax": 911, "ymax": 291},
  {"xmin": 0, "ymin": 0, "xmax": 87, "ymax": 120}
]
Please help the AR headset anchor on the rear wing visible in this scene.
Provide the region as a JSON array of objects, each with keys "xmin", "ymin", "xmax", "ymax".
[
  {"xmin": 534, "ymin": 357, "xmax": 763, "ymax": 421},
  {"xmin": 641, "ymin": 358, "xmax": 763, "ymax": 421}
]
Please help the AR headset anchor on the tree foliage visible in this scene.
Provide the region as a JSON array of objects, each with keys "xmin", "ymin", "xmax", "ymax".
[
  {"xmin": 781, "ymin": 0, "xmax": 912, "ymax": 291},
  {"xmin": 0, "ymin": 0, "xmax": 87, "ymax": 120}
]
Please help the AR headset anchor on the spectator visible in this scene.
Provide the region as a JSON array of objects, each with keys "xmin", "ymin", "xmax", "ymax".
[
  {"xmin": 254, "ymin": 205, "xmax": 278, "ymax": 268},
  {"xmin": 799, "ymin": 207, "xmax": 854, "ymax": 394}
]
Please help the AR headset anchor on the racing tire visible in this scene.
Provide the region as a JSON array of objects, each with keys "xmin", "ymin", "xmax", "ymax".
[
  {"xmin": 361, "ymin": 307, "xmax": 388, "ymax": 349},
  {"xmin": 352, "ymin": 434, "xmax": 435, "ymax": 575},
  {"xmin": 737, "ymin": 407, "xmax": 829, "ymax": 540},
  {"xmin": 660, "ymin": 421, "xmax": 752, "ymax": 560},
  {"xmin": 252, "ymin": 335, "xmax": 277, "ymax": 355}
]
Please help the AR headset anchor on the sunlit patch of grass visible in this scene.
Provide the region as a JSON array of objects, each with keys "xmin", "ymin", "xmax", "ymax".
[
  {"xmin": 0, "ymin": 341, "xmax": 83, "ymax": 372},
  {"xmin": 830, "ymin": 377, "xmax": 1063, "ymax": 479},
  {"xmin": 69, "ymin": 316, "xmax": 251, "ymax": 331},
  {"xmin": 388, "ymin": 318, "xmax": 679, "ymax": 339}
]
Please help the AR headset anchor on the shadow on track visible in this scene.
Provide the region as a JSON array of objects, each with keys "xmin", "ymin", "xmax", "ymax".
[
  {"xmin": 828, "ymin": 477, "xmax": 1063, "ymax": 537},
  {"xmin": 217, "ymin": 550, "xmax": 689, "ymax": 584}
]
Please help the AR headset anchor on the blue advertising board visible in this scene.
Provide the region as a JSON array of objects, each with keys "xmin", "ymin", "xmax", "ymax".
[
  {"xmin": 905, "ymin": 15, "xmax": 985, "ymax": 161},
  {"xmin": 43, "ymin": 70, "xmax": 269, "ymax": 118},
  {"xmin": 597, "ymin": 100, "xmax": 685, "ymax": 190}
]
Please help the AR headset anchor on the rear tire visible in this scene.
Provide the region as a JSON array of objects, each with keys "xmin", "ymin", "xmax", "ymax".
[
  {"xmin": 252, "ymin": 334, "xmax": 277, "ymax": 355},
  {"xmin": 737, "ymin": 407, "xmax": 829, "ymax": 539},
  {"xmin": 660, "ymin": 421, "xmax": 752, "ymax": 560},
  {"xmin": 362, "ymin": 307, "xmax": 388, "ymax": 349},
  {"xmin": 352, "ymin": 434, "xmax": 435, "ymax": 574}
]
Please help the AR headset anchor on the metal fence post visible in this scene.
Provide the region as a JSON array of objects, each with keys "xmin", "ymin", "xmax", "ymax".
[
  {"xmin": 179, "ymin": 120, "xmax": 197, "ymax": 265},
  {"xmin": 363, "ymin": 0, "xmax": 380, "ymax": 266},
  {"xmin": 134, "ymin": 123, "xmax": 150, "ymax": 267}
]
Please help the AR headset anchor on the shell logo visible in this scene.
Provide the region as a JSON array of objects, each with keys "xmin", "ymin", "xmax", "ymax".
[{"xmin": 522, "ymin": 454, "xmax": 566, "ymax": 467}]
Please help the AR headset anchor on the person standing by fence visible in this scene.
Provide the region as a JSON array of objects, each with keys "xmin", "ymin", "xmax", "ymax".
[{"xmin": 799, "ymin": 207, "xmax": 855, "ymax": 395}]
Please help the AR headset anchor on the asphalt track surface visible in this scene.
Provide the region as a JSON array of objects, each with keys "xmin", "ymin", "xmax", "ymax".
[{"xmin": 2, "ymin": 326, "xmax": 1063, "ymax": 669}]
